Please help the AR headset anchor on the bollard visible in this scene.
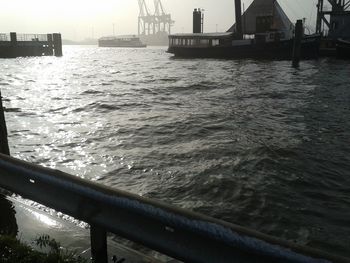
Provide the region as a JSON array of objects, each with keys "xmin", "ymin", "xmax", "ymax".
[
  {"xmin": 292, "ymin": 20, "xmax": 303, "ymax": 68},
  {"xmin": 53, "ymin": 33, "xmax": 63, "ymax": 57}
]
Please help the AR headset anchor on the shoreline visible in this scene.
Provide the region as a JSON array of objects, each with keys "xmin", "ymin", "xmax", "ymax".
[{"xmin": 8, "ymin": 196, "xmax": 167, "ymax": 263}]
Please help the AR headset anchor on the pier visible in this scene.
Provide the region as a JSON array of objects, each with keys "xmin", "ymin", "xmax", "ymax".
[{"xmin": 0, "ymin": 32, "xmax": 62, "ymax": 58}]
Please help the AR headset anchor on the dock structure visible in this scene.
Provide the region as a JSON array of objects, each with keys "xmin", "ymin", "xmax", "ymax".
[
  {"xmin": 0, "ymin": 32, "xmax": 62, "ymax": 58},
  {"xmin": 316, "ymin": 0, "xmax": 350, "ymax": 56}
]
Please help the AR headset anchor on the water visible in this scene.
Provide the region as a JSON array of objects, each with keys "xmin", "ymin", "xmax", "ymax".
[{"xmin": 1, "ymin": 46, "xmax": 350, "ymax": 258}]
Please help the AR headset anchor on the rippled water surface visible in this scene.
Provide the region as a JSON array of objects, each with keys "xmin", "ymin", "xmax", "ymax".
[{"xmin": 1, "ymin": 46, "xmax": 350, "ymax": 258}]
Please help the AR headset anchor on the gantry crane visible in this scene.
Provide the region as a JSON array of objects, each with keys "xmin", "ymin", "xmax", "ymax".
[{"xmin": 138, "ymin": 0, "xmax": 174, "ymax": 37}]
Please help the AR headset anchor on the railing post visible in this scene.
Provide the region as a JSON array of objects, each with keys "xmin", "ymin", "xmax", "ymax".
[
  {"xmin": 0, "ymin": 90, "xmax": 10, "ymax": 156},
  {"xmin": 90, "ymin": 225, "xmax": 108, "ymax": 263}
]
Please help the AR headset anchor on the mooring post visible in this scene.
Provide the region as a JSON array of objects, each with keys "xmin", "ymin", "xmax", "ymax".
[
  {"xmin": 0, "ymin": 91, "xmax": 10, "ymax": 156},
  {"xmin": 47, "ymin": 34, "xmax": 54, "ymax": 56},
  {"xmin": 53, "ymin": 33, "xmax": 63, "ymax": 57},
  {"xmin": 235, "ymin": 0, "xmax": 243, "ymax": 40},
  {"xmin": 292, "ymin": 20, "xmax": 303, "ymax": 68},
  {"xmin": 90, "ymin": 225, "xmax": 108, "ymax": 263}
]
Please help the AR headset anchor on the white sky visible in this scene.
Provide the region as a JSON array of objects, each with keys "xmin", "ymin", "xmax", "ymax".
[{"xmin": 0, "ymin": 0, "xmax": 320, "ymax": 41}]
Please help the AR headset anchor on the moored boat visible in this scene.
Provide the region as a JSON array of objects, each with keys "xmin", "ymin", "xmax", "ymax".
[
  {"xmin": 168, "ymin": 0, "xmax": 320, "ymax": 59},
  {"xmin": 168, "ymin": 32, "xmax": 320, "ymax": 59},
  {"xmin": 336, "ymin": 38, "xmax": 350, "ymax": 59},
  {"xmin": 98, "ymin": 35, "xmax": 147, "ymax": 48}
]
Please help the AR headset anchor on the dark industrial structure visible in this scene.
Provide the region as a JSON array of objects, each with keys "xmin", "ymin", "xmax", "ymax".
[
  {"xmin": 316, "ymin": 0, "xmax": 350, "ymax": 57},
  {"xmin": 193, "ymin": 9, "xmax": 204, "ymax": 34},
  {"xmin": 316, "ymin": 0, "xmax": 350, "ymax": 39},
  {"xmin": 138, "ymin": 0, "xmax": 174, "ymax": 46},
  {"xmin": 0, "ymin": 32, "xmax": 62, "ymax": 58}
]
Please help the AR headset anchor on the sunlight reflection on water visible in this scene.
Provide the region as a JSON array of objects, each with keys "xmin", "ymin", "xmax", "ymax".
[{"xmin": 1, "ymin": 46, "xmax": 350, "ymax": 257}]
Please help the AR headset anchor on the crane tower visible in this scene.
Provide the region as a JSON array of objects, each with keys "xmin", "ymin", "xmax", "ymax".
[{"xmin": 138, "ymin": 0, "xmax": 174, "ymax": 45}]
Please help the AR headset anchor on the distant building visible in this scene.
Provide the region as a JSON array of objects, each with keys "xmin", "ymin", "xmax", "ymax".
[{"xmin": 227, "ymin": 0, "xmax": 294, "ymax": 39}]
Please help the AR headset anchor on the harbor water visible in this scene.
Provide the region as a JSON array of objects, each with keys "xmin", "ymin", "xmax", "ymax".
[{"xmin": 1, "ymin": 46, "xmax": 350, "ymax": 258}]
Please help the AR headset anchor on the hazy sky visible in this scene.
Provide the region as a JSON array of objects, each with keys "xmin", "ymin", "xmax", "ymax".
[{"xmin": 0, "ymin": 0, "xmax": 320, "ymax": 40}]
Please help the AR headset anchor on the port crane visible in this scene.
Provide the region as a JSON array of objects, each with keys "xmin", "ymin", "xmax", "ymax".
[
  {"xmin": 316, "ymin": 0, "xmax": 350, "ymax": 38},
  {"xmin": 138, "ymin": 0, "xmax": 174, "ymax": 36}
]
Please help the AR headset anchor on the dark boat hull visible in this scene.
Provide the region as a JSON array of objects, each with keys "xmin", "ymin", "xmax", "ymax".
[
  {"xmin": 336, "ymin": 39, "xmax": 350, "ymax": 59},
  {"xmin": 168, "ymin": 37, "xmax": 320, "ymax": 60}
]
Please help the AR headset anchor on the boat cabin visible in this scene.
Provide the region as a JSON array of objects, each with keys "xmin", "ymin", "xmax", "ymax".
[
  {"xmin": 98, "ymin": 35, "xmax": 146, "ymax": 48},
  {"xmin": 169, "ymin": 32, "xmax": 234, "ymax": 48},
  {"xmin": 168, "ymin": 29, "xmax": 290, "ymax": 49}
]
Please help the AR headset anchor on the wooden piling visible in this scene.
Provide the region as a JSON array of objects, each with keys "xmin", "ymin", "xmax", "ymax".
[
  {"xmin": 0, "ymin": 91, "xmax": 10, "ymax": 156},
  {"xmin": 292, "ymin": 20, "xmax": 303, "ymax": 68},
  {"xmin": 235, "ymin": 0, "xmax": 243, "ymax": 40},
  {"xmin": 53, "ymin": 33, "xmax": 63, "ymax": 57}
]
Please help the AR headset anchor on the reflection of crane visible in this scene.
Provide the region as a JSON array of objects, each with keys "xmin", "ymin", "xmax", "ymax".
[
  {"xmin": 138, "ymin": 0, "xmax": 174, "ymax": 36},
  {"xmin": 316, "ymin": 0, "xmax": 350, "ymax": 38}
]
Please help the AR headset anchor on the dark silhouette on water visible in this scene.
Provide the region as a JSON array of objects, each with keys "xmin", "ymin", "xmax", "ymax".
[
  {"xmin": 0, "ymin": 193, "xmax": 18, "ymax": 237},
  {"xmin": 0, "ymin": 91, "xmax": 17, "ymax": 237}
]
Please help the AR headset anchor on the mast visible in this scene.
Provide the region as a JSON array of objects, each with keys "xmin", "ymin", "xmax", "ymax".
[{"xmin": 235, "ymin": 0, "xmax": 243, "ymax": 39}]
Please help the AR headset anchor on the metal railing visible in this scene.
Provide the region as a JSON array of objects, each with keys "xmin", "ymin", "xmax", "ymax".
[
  {"xmin": 0, "ymin": 34, "xmax": 9, "ymax": 42},
  {"xmin": 0, "ymin": 154, "xmax": 348, "ymax": 263},
  {"xmin": 16, "ymin": 34, "xmax": 48, "ymax": 42}
]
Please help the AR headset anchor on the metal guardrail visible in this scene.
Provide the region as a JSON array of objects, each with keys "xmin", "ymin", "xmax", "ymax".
[
  {"xmin": 0, "ymin": 154, "xmax": 348, "ymax": 263},
  {"xmin": 16, "ymin": 34, "xmax": 48, "ymax": 42},
  {"xmin": 0, "ymin": 34, "xmax": 9, "ymax": 42},
  {"xmin": 0, "ymin": 33, "xmax": 48, "ymax": 42}
]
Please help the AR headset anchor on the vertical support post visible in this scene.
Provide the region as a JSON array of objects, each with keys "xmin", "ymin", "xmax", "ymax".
[
  {"xmin": 0, "ymin": 91, "xmax": 10, "ymax": 156},
  {"xmin": 292, "ymin": 20, "xmax": 303, "ymax": 68},
  {"xmin": 90, "ymin": 225, "xmax": 108, "ymax": 263},
  {"xmin": 235, "ymin": 0, "xmax": 243, "ymax": 40},
  {"xmin": 10, "ymin": 32, "xmax": 17, "ymax": 46},
  {"xmin": 316, "ymin": 0, "xmax": 324, "ymax": 34},
  {"xmin": 53, "ymin": 33, "xmax": 63, "ymax": 57},
  {"xmin": 47, "ymin": 34, "xmax": 54, "ymax": 56}
]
